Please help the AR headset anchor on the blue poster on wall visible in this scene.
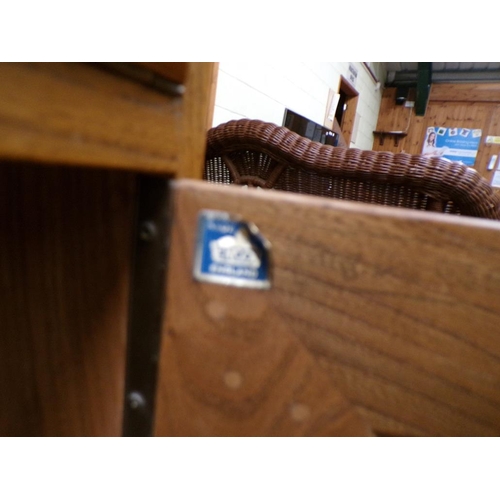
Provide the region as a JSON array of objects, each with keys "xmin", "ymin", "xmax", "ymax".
[{"xmin": 422, "ymin": 126, "xmax": 482, "ymax": 166}]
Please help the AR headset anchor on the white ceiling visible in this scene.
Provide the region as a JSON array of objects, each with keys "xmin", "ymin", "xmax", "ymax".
[
  {"xmin": 386, "ymin": 62, "xmax": 500, "ymax": 72},
  {"xmin": 384, "ymin": 62, "xmax": 500, "ymax": 84}
]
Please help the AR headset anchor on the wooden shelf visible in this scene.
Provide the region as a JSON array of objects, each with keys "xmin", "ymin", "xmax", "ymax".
[{"xmin": 373, "ymin": 130, "xmax": 407, "ymax": 146}]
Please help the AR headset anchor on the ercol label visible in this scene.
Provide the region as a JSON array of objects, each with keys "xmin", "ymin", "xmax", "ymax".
[{"xmin": 193, "ymin": 210, "xmax": 271, "ymax": 289}]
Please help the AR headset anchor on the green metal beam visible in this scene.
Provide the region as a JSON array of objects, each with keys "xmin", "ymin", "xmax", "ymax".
[{"xmin": 416, "ymin": 62, "xmax": 432, "ymax": 116}]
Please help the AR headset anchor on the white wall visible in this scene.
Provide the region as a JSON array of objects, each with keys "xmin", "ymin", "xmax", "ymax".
[{"xmin": 212, "ymin": 62, "xmax": 386, "ymax": 150}]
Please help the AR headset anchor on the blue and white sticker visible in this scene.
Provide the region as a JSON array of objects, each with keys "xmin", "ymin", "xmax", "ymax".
[{"xmin": 193, "ymin": 210, "xmax": 271, "ymax": 289}]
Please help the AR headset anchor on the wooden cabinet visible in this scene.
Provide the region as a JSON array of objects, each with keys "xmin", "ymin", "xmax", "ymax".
[
  {"xmin": 0, "ymin": 62, "xmax": 214, "ymax": 176},
  {"xmin": 0, "ymin": 63, "xmax": 214, "ymax": 436}
]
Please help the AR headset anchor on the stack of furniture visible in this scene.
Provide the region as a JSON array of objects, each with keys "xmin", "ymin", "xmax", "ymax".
[{"xmin": 3, "ymin": 68, "xmax": 500, "ymax": 437}]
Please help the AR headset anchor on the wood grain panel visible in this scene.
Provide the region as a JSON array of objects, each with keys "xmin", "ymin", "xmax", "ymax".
[
  {"xmin": 135, "ymin": 63, "xmax": 188, "ymax": 84},
  {"xmin": 380, "ymin": 88, "xmax": 416, "ymax": 132},
  {"xmin": 423, "ymin": 101, "xmax": 493, "ymax": 177},
  {"xmin": 205, "ymin": 62, "xmax": 219, "ymax": 130},
  {"xmin": 177, "ymin": 62, "xmax": 217, "ymax": 178},
  {"xmin": 403, "ymin": 114, "xmax": 426, "ymax": 154},
  {"xmin": 479, "ymin": 104, "xmax": 500, "ymax": 185},
  {"xmin": 371, "ymin": 88, "xmax": 415, "ymax": 153},
  {"xmin": 0, "ymin": 163, "xmax": 135, "ymax": 436},
  {"xmin": 430, "ymin": 82, "xmax": 500, "ymax": 102},
  {"xmin": 0, "ymin": 63, "xmax": 213, "ymax": 177},
  {"xmin": 374, "ymin": 83, "xmax": 500, "ymax": 187},
  {"xmin": 156, "ymin": 180, "xmax": 500, "ymax": 436},
  {"xmin": 154, "ymin": 183, "xmax": 372, "ymax": 437}
]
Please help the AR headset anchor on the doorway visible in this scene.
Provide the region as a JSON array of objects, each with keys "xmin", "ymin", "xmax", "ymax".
[{"xmin": 336, "ymin": 76, "xmax": 359, "ymax": 145}]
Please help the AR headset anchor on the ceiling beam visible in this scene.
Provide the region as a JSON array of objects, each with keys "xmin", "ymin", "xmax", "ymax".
[
  {"xmin": 388, "ymin": 69, "xmax": 500, "ymax": 86},
  {"xmin": 415, "ymin": 62, "xmax": 432, "ymax": 116}
]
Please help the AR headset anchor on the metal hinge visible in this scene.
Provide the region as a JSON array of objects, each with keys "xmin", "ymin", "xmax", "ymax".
[{"xmin": 122, "ymin": 174, "xmax": 173, "ymax": 437}]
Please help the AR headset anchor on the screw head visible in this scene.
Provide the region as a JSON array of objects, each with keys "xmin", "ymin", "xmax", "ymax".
[
  {"xmin": 127, "ymin": 391, "xmax": 146, "ymax": 410},
  {"xmin": 139, "ymin": 221, "xmax": 157, "ymax": 241}
]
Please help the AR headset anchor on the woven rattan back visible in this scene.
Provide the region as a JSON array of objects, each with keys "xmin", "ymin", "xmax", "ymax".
[{"xmin": 204, "ymin": 119, "xmax": 500, "ymax": 220}]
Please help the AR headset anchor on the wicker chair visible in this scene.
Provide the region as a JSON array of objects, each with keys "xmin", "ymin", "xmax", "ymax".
[{"xmin": 204, "ymin": 119, "xmax": 500, "ymax": 220}]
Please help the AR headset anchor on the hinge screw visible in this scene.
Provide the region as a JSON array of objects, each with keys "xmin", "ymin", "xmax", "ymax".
[
  {"xmin": 127, "ymin": 391, "xmax": 146, "ymax": 410},
  {"xmin": 139, "ymin": 221, "xmax": 157, "ymax": 241}
]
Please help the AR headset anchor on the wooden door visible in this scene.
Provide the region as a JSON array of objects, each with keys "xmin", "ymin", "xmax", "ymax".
[{"xmin": 337, "ymin": 76, "xmax": 359, "ymax": 146}]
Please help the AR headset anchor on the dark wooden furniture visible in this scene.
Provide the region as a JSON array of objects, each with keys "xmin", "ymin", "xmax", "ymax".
[
  {"xmin": 0, "ymin": 62, "xmax": 214, "ymax": 436},
  {"xmin": 157, "ymin": 179, "xmax": 500, "ymax": 436}
]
